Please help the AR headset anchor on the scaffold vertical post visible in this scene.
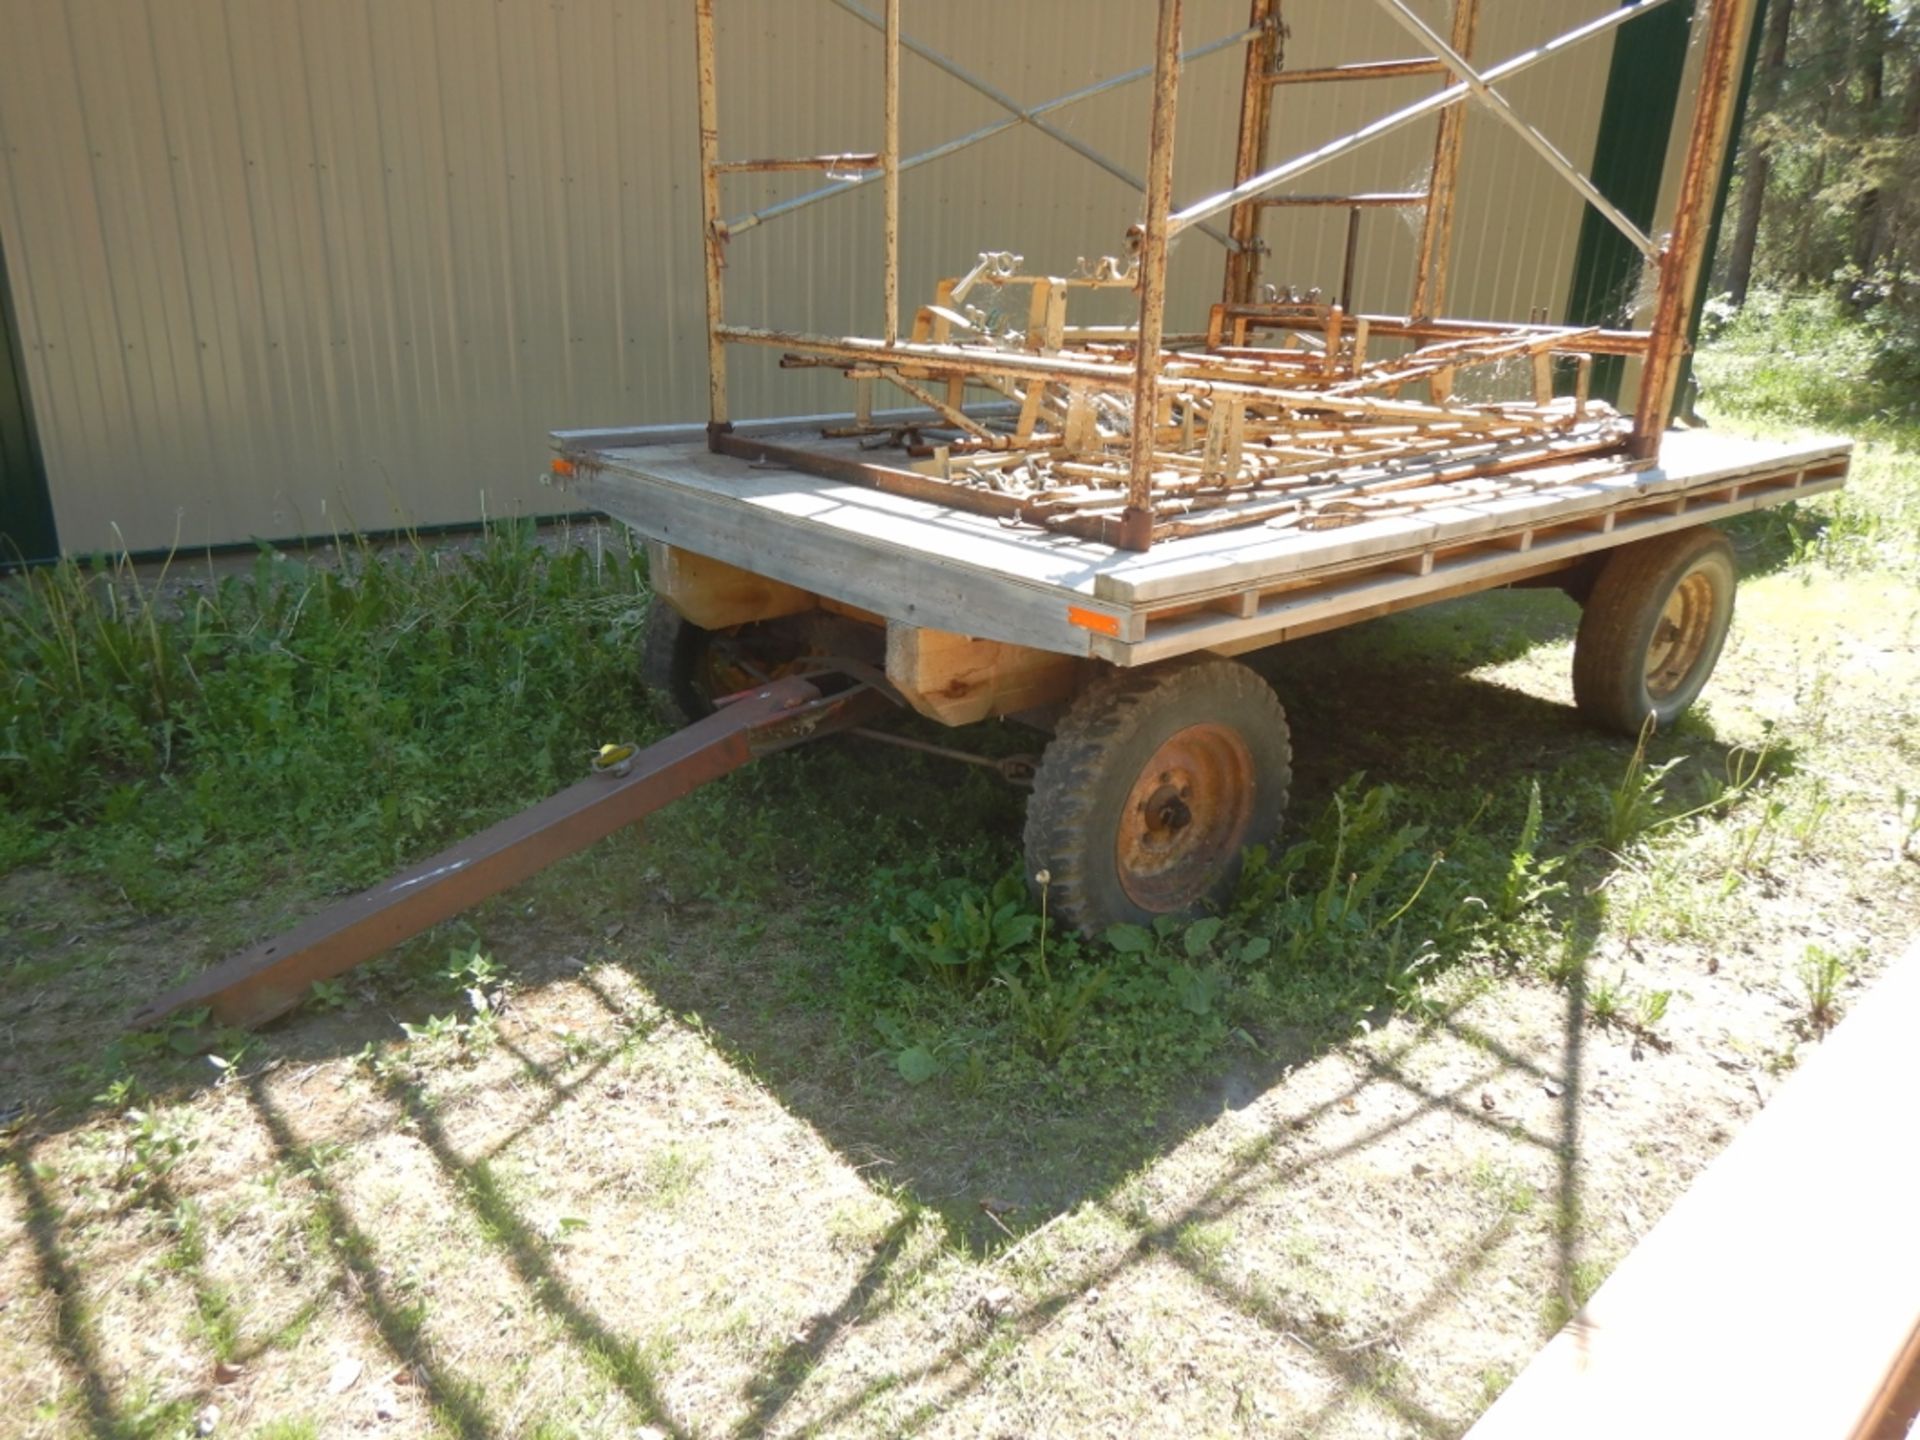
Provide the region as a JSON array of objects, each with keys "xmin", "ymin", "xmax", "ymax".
[
  {"xmin": 1123, "ymin": 0, "xmax": 1184, "ymax": 553},
  {"xmin": 1633, "ymin": 0, "xmax": 1760, "ymax": 457},
  {"xmin": 1411, "ymin": 0, "xmax": 1480, "ymax": 321},
  {"xmin": 1223, "ymin": 0, "xmax": 1280, "ymax": 307},
  {"xmin": 882, "ymin": 0, "xmax": 901, "ymax": 346},
  {"xmin": 696, "ymin": 0, "xmax": 730, "ymax": 441}
]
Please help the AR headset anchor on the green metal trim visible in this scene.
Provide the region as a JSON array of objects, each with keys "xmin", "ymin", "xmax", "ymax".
[
  {"xmin": 0, "ymin": 232, "xmax": 59, "ymax": 563},
  {"xmin": 1674, "ymin": 0, "xmax": 1771, "ymax": 420},
  {"xmin": 1563, "ymin": 0, "xmax": 1699, "ymax": 403}
]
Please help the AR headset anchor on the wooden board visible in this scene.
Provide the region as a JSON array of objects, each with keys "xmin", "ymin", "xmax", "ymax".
[
  {"xmin": 567, "ymin": 444, "xmax": 1122, "ymax": 658},
  {"xmin": 885, "ymin": 623, "xmax": 1087, "ymax": 726},
  {"xmin": 647, "ymin": 542, "xmax": 815, "ymax": 630},
  {"xmin": 1467, "ymin": 941, "xmax": 1920, "ymax": 1440},
  {"xmin": 1092, "ymin": 429, "xmax": 1850, "ymax": 605},
  {"xmin": 1094, "ymin": 459, "xmax": 1847, "ymax": 664},
  {"xmin": 556, "ymin": 428, "xmax": 1850, "ymax": 666}
]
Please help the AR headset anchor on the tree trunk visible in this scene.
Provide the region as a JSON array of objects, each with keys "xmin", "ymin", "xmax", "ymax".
[
  {"xmin": 1795, "ymin": 149, "xmax": 1825, "ymax": 285},
  {"xmin": 1846, "ymin": 8, "xmax": 1889, "ymax": 295}
]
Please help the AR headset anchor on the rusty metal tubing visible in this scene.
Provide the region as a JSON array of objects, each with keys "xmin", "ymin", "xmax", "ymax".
[
  {"xmin": 695, "ymin": 0, "xmax": 729, "ymax": 432},
  {"xmin": 1169, "ymin": 0, "xmax": 1683, "ymax": 237},
  {"xmin": 881, "ymin": 0, "xmax": 901, "ymax": 344},
  {"xmin": 713, "ymin": 154, "xmax": 882, "ymax": 173},
  {"xmin": 723, "ymin": 20, "xmax": 1256, "ymax": 242},
  {"xmin": 1222, "ymin": 0, "xmax": 1279, "ymax": 308},
  {"xmin": 1264, "ymin": 58, "xmax": 1449, "ymax": 85},
  {"xmin": 129, "ymin": 677, "xmax": 885, "ymax": 1032},
  {"xmin": 1341, "ymin": 207, "xmax": 1362, "ymax": 313},
  {"xmin": 1410, "ymin": 0, "xmax": 1479, "ymax": 321},
  {"xmin": 1260, "ymin": 193, "xmax": 1429, "ymax": 208},
  {"xmin": 1372, "ymin": 0, "xmax": 1657, "ymax": 259},
  {"xmin": 1123, "ymin": 0, "xmax": 1185, "ymax": 553},
  {"xmin": 1633, "ymin": 0, "xmax": 1761, "ymax": 457}
]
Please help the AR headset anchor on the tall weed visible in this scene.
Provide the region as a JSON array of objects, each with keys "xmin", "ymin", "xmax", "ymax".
[
  {"xmin": 843, "ymin": 777, "xmax": 1560, "ymax": 1103},
  {"xmin": 0, "ymin": 525, "xmax": 650, "ymax": 899}
]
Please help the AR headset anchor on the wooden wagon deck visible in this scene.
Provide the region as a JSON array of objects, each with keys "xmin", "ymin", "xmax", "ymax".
[{"xmin": 556, "ymin": 428, "xmax": 1849, "ymax": 667}]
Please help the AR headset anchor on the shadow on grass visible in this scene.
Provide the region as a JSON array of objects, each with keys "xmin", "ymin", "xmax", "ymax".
[
  {"xmin": 369, "ymin": 1067, "xmax": 694, "ymax": 1440},
  {"xmin": 241, "ymin": 1073, "xmax": 503, "ymax": 1439},
  {"xmin": 4, "ymin": 581, "xmax": 1751, "ymax": 1433},
  {"xmin": 731, "ymin": 1212, "xmax": 918, "ymax": 1439},
  {"xmin": 4, "ymin": 1142, "xmax": 120, "ymax": 1438},
  {"xmin": 724, "ymin": 981, "xmax": 1598, "ymax": 1439}
]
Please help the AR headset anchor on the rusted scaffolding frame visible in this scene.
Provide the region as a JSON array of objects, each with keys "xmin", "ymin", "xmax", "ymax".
[{"xmin": 690, "ymin": 0, "xmax": 1759, "ymax": 551}]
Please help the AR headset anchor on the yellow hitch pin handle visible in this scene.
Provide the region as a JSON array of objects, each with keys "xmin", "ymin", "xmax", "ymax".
[{"xmin": 591, "ymin": 742, "xmax": 638, "ymax": 777}]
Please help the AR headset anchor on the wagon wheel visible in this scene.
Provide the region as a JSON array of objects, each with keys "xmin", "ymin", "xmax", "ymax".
[
  {"xmin": 1572, "ymin": 525, "xmax": 1738, "ymax": 736},
  {"xmin": 639, "ymin": 603, "xmax": 881, "ymax": 727},
  {"xmin": 1024, "ymin": 656, "xmax": 1292, "ymax": 934}
]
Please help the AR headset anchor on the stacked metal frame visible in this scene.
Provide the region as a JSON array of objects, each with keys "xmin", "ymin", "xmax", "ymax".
[{"xmin": 691, "ymin": 0, "xmax": 1760, "ymax": 553}]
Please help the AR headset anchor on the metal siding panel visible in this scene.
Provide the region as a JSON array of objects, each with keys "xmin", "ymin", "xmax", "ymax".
[{"xmin": 0, "ymin": 0, "xmax": 1646, "ymax": 553}]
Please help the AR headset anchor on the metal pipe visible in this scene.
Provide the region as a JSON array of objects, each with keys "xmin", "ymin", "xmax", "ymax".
[
  {"xmin": 1168, "ymin": 0, "xmax": 1682, "ymax": 237},
  {"xmin": 1633, "ymin": 0, "xmax": 1761, "ymax": 455},
  {"xmin": 1411, "ymin": 0, "xmax": 1479, "ymax": 321},
  {"xmin": 1259, "ymin": 192, "xmax": 1428, "ymax": 208},
  {"xmin": 1126, "ymin": 0, "xmax": 1184, "ymax": 551},
  {"xmin": 723, "ymin": 24, "xmax": 1257, "ymax": 238},
  {"xmin": 1223, "ymin": 311, "xmax": 1653, "ymax": 357},
  {"xmin": 695, "ymin": 0, "xmax": 729, "ymax": 432},
  {"xmin": 1372, "ymin": 0, "xmax": 1658, "ymax": 259},
  {"xmin": 1265, "ymin": 58, "xmax": 1448, "ymax": 85},
  {"xmin": 713, "ymin": 154, "xmax": 881, "ymax": 173},
  {"xmin": 716, "ymin": 323, "xmax": 1544, "ymax": 424},
  {"xmin": 882, "ymin": 0, "xmax": 900, "ymax": 345},
  {"xmin": 1223, "ymin": 0, "xmax": 1281, "ymax": 307},
  {"xmin": 1341, "ymin": 207, "xmax": 1362, "ymax": 313},
  {"xmin": 827, "ymin": 0, "xmax": 1242, "ymax": 253}
]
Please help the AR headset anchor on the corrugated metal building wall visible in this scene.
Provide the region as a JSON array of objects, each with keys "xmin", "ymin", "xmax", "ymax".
[{"xmin": 0, "ymin": 1, "xmax": 1700, "ymax": 555}]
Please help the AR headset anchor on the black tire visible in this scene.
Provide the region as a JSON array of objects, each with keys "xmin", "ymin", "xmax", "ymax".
[
  {"xmin": 639, "ymin": 602, "xmax": 721, "ymax": 727},
  {"xmin": 1024, "ymin": 655, "xmax": 1292, "ymax": 934},
  {"xmin": 1572, "ymin": 526, "xmax": 1737, "ymax": 736},
  {"xmin": 639, "ymin": 603, "xmax": 885, "ymax": 728}
]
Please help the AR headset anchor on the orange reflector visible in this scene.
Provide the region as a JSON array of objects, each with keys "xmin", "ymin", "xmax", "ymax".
[
  {"xmin": 549, "ymin": 457, "xmax": 576, "ymax": 478},
  {"xmin": 1067, "ymin": 605, "xmax": 1121, "ymax": 637}
]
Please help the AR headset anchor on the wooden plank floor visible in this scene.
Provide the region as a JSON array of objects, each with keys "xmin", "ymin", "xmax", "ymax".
[{"xmin": 1468, "ymin": 942, "xmax": 1920, "ymax": 1440}]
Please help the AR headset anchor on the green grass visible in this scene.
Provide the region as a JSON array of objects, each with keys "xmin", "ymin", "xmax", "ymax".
[
  {"xmin": 834, "ymin": 770, "xmax": 1565, "ymax": 1111},
  {"xmin": 1699, "ymin": 288, "xmax": 1920, "ymax": 577},
  {"xmin": 1, "ymin": 522, "xmax": 652, "ymax": 907}
]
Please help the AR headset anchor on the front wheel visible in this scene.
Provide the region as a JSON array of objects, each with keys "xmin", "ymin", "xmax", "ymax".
[
  {"xmin": 1023, "ymin": 656, "xmax": 1292, "ymax": 934},
  {"xmin": 1572, "ymin": 526, "xmax": 1737, "ymax": 736},
  {"xmin": 639, "ymin": 603, "xmax": 736, "ymax": 727},
  {"xmin": 638, "ymin": 602, "xmax": 885, "ymax": 727}
]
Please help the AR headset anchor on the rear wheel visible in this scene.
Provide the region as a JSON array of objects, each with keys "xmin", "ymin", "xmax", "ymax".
[
  {"xmin": 1572, "ymin": 526, "xmax": 1737, "ymax": 735},
  {"xmin": 1024, "ymin": 656, "xmax": 1292, "ymax": 934}
]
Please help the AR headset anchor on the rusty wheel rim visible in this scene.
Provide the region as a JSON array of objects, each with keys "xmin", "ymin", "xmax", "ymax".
[
  {"xmin": 1645, "ymin": 569, "xmax": 1717, "ymax": 700},
  {"xmin": 1116, "ymin": 723, "xmax": 1257, "ymax": 912}
]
